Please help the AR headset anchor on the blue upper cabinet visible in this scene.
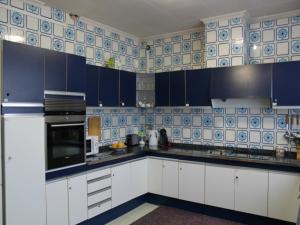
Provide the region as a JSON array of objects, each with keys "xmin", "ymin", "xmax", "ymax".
[
  {"xmin": 273, "ymin": 61, "xmax": 300, "ymax": 107},
  {"xmin": 211, "ymin": 64, "xmax": 272, "ymax": 99},
  {"xmin": 186, "ymin": 69, "xmax": 211, "ymax": 106},
  {"xmin": 45, "ymin": 50, "xmax": 66, "ymax": 91},
  {"xmin": 99, "ymin": 67, "xmax": 119, "ymax": 107},
  {"xmin": 3, "ymin": 40, "xmax": 44, "ymax": 103},
  {"xmin": 120, "ymin": 71, "xmax": 136, "ymax": 107},
  {"xmin": 170, "ymin": 71, "xmax": 185, "ymax": 106},
  {"xmin": 67, "ymin": 54, "xmax": 86, "ymax": 93},
  {"xmin": 155, "ymin": 72, "xmax": 170, "ymax": 106},
  {"xmin": 86, "ymin": 65, "xmax": 99, "ymax": 107}
]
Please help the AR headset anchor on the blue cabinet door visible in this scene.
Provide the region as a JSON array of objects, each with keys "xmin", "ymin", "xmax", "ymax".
[
  {"xmin": 211, "ymin": 64, "xmax": 272, "ymax": 99},
  {"xmin": 155, "ymin": 72, "xmax": 170, "ymax": 106},
  {"xmin": 3, "ymin": 41, "xmax": 44, "ymax": 103},
  {"xmin": 120, "ymin": 71, "xmax": 136, "ymax": 107},
  {"xmin": 170, "ymin": 71, "xmax": 185, "ymax": 106},
  {"xmin": 67, "ymin": 54, "xmax": 86, "ymax": 93},
  {"xmin": 273, "ymin": 61, "xmax": 300, "ymax": 106},
  {"xmin": 86, "ymin": 65, "xmax": 99, "ymax": 107},
  {"xmin": 99, "ymin": 67, "xmax": 119, "ymax": 107},
  {"xmin": 45, "ymin": 50, "xmax": 66, "ymax": 91},
  {"xmin": 186, "ymin": 69, "xmax": 211, "ymax": 106}
]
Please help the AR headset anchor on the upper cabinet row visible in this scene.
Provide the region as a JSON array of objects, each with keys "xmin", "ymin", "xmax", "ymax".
[{"xmin": 155, "ymin": 61, "xmax": 300, "ymax": 107}]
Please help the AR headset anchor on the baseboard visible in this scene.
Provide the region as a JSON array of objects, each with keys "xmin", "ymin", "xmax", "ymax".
[{"xmin": 80, "ymin": 193, "xmax": 295, "ymax": 225}]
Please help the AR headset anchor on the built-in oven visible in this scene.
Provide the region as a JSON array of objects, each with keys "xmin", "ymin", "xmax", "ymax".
[{"xmin": 44, "ymin": 96, "xmax": 86, "ymax": 170}]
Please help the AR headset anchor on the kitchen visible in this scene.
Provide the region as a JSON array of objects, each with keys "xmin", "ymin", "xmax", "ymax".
[{"xmin": 0, "ymin": 0, "xmax": 300, "ymax": 225}]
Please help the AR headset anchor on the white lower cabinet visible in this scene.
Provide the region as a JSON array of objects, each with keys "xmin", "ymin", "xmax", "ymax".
[
  {"xmin": 162, "ymin": 160, "xmax": 179, "ymax": 198},
  {"xmin": 147, "ymin": 158, "xmax": 163, "ymax": 195},
  {"xmin": 68, "ymin": 174, "xmax": 88, "ymax": 225},
  {"xmin": 268, "ymin": 171, "xmax": 300, "ymax": 223},
  {"xmin": 234, "ymin": 168, "xmax": 268, "ymax": 216},
  {"xmin": 205, "ymin": 164, "xmax": 235, "ymax": 210},
  {"xmin": 130, "ymin": 159, "xmax": 148, "ymax": 199},
  {"xmin": 111, "ymin": 163, "xmax": 131, "ymax": 208},
  {"xmin": 46, "ymin": 179, "xmax": 69, "ymax": 225},
  {"xmin": 179, "ymin": 162, "xmax": 205, "ymax": 203},
  {"xmin": 46, "ymin": 174, "xmax": 87, "ymax": 225}
]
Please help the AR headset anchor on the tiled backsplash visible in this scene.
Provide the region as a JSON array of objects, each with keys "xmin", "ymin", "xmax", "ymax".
[{"xmin": 0, "ymin": 0, "xmax": 143, "ymax": 72}]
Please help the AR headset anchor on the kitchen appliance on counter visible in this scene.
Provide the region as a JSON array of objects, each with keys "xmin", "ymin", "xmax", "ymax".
[
  {"xmin": 126, "ymin": 134, "xmax": 140, "ymax": 146},
  {"xmin": 159, "ymin": 128, "xmax": 169, "ymax": 147},
  {"xmin": 45, "ymin": 97, "xmax": 86, "ymax": 170},
  {"xmin": 86, "ymin": 137, "xmax": 98, "ymax": 156},
  {"xmin": 149, "ymin": 130, "xmax": 158, "ymax": 146}
]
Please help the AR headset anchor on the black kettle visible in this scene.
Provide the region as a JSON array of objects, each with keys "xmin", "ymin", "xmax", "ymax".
[{"xmin": 159, "ymin": 128, "xmax": 169, "ymax": 146}]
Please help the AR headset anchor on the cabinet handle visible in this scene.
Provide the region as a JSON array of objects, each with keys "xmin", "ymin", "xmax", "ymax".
[
  {"xmin": 8, "ymin": 156, "xmax": 12, "ymax": 160},
  {"xmin": 69, "ymin": 186, "xmax": 71, "ymax": 190},
  {"xmin": 185, "ymin": 103, "xmax": 189, "ymax": 107},
  {"xmin": 235, "ymin": 176, "xmax": 239, "ymax": 179},
  {"xmin": 180, "ymin": 168, "xmax": 182, "ymax": 170},
  {"xmin": 121, "ymin": 102, "xmax": 125, "ymax": 106},
  {"xmin": 6, "ymin": 93, "xmax": 9, "ymax": 97},
  {"xmin": 98, "ymin": 204, "xmax": 101, "ymax": 208}
]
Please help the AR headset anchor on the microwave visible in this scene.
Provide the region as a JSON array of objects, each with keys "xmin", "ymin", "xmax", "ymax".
[{"xmin": 86, "ymin": 137, "xmax": 98, "ymax": 156}]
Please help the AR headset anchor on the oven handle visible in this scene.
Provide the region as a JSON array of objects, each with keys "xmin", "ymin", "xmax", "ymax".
[{"xmin": 51, "ymin": 123, "xmax": 85, "ymax": 127}]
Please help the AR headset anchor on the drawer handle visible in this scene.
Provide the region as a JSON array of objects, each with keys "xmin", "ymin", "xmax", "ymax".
[{"xmin": 98, "ymin": 204, "xmax": 101, "ymax": 208}]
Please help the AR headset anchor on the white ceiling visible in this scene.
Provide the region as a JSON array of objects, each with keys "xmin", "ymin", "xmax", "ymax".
[{"xmin": 42, "ymin": 0, "xmax": 300, "ymax": 38}]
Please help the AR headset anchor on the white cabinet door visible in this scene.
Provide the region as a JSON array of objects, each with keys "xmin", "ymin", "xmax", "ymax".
[
  {"xmin": 130, "ymin": 159, "xmax": 147, "ymax": 199},
  {"xmin": 0, "ymin": 184, "xmax": 2, "ymax": 225},
  {"xmin": 4, "ymin": 116, "xmax": 46, "ymax": 225},
  {"xmin": 147, "ymin": 158, "xmax": 163, "ymax": 195},
  {"xmin": 234, "ymin": 168, "xmax": 268, "ymax": 216},
  {"xmin": 205, "ymin": 164, "xmax": 235, "ymax": 210},
  {"xmin": 268, "ymin": 171, "xmax": 300, "ymax": 223},
  {"xmin": 68, "ymin": 174, "xmax": 88, "ymax": 225},
  {"xmin": 46, "ymin": 179, "xmax": 69, "ymax": 225},
  {"xmin": 111, "ymin": 163, "xmax": 131, "ymax": 208},
  {"xmin": 179, "ymin": 162, "xmax": 205, "ymax": 203},
  {"xmin": 162, "ymin": 160, "xmax": 179, "ymax": 198}
]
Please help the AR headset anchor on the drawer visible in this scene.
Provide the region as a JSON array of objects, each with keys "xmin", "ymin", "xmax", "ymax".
[
  {"xmin": 87, "ymin": 168, "xmax": 111, "ymax": 181},
  {"xmin": 88, "ymin": 200, "xmax": 111, "ymax": 219},
  {"xmin": 88, "ymin": 189, "xmax": 111, "ymax": 206},
  {"xmin": 88, "ymin": 177, "xmax": 111, "ymax": 194}
]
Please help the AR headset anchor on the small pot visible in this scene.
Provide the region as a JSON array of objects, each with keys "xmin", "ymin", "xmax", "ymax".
[{"xmin": 275, "ymin": 146, "xmax": 285, "ymax": 158}]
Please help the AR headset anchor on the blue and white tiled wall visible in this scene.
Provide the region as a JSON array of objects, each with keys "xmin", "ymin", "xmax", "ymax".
[
  {"xmin": 145, "ymin": 107, "xmax": 300, "ymax": 151},
  {"xmin": 86, "ymin": 108, "xmax": 145, "ymax": 146},
  {"xmin": 248, "ymin": 16, "xmax": 300, "ymax": 64},
  {"xmin": 0, "ymin": 0, "xmax": 144, "ymax": 72},
  {"xmin": 142, "ymin": 30, "xmax": 206, "ymax": 73}
]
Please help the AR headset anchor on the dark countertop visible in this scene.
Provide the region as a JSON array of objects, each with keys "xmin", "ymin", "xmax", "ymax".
[{"xmin": 46, "ymin": 144, "xmax": 300, "ymax": 181}]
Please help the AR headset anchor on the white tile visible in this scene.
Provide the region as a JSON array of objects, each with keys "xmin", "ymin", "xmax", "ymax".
[
  {"xmin": 155, "ymin": 46, "xmax": 162, "ymax": 55},
  {"xmin": 250, "ymin": 108, "xmax": 261, "ymax": 114},
  {"xmin": 112, "ymin": 41, "xmax": 118, "ymax": 52},
  {"xmin": 226, "ymin": 108, "xmax": 236, "ymax": 114},
  {"xmin": 86, "ymin": 46, "xmax": 94, "ymax": 59},
  {"xmin": 219, "ymin": 19, "xmax": 229, "ymax": 27},
  {"xmin": 40, "ymin": 35, "xmax": 51, "ymax": 49},
  {"xmin": 276, "ymin": 132, "xmax": 288, "ymax": 145},
  {"xmin": 164, "ymin": 56, "xmax": 171, "ymax": 66},
  {"xmin": 155, "ymin": 115, "xmax": 162, "ymax": 125},
  {"xmin": 192, "ymin": 116, "xmax": 201, "ymax": 126},
  {"xmin": 276, "ymin": 42, "xmax": 289, "ymax": 55},
  {"xmin": 277, "ymin": 18, "xmax": 289, "ymax": 26},
  {"xmin": 225, "ymin": 130, "xmax": 236, "ymax": 142},
  {"xmin": 173, "ymin": 43, "xmax": 181, "ymax": 53},
  {"xmin": 182, "ymin": 54, "xmax": 191, "ymax": 64},
  {"xmin": 26, "ymin": 15, "xmax": 38, "ymax": 31},
  {"xmin": 182, "ymin": 128, "xmax": 191, "ymax": 139},
  {"xmin": 40, "ymin": 6, "xmax": 52, "ymax": 18},
  {"xmin": 206, "ymin": 30, "xmax": 217, "ymax": 43},
  {"xmin": 203, "ymin": 129, "xmax": 212, "ymax": 140},
  {"xmin": 53, "ymin": 23, "xmax": 63, "ymax": 37},
  {"xmin": 262, "ymin": 29, "xmax": 274, "ymax": 42},
  {"xmin": 10, "ymin": 27, "xmax": 24, "ymax": 43},
  {"xmin": 250, "ymin": 45, "xmax": 261, "ymax": 58},
  {"xmin": 173, "ymin": 116, "xmax": 181, "ymax": 126},
  {"xmin": 65, "ymin": 41, "xmax": 74, "ymax": 54},
  {"xmin": 206, "ymin": 59, "xmax": 217, "ymax": 68},
  {"xmin": 95, "ymin": 36, "xmax": 103, "ymax": 47},
  {"xmin": 218, "ymin": 43, "xmax": 229, "ymax": 56},
  {"xmin": 76, "ymin": 30, "xmax": 85, "ymax": 43},
  {"xmin": 250, "ymin": 23, "xmax": 260, "ymax": 29},
  {"xmin": 292, "ymin": 55, "xmax": 300, "ymax": 61},
  {"xmin": 263, "ymin": 117, "xmax": 274, "ymax": 129},
  {"xmin": 10, "ymin": 0, "xmax": 24, "ymax": 9},
  {"xmin": 250, "ymin": 131, "xmax": 261, "ymax": 143},
  {"xmin": 237, "ymin": 117, "xmax": 248, "ymax": 128},
  {"xmin": 0, "ymin": 7, "xmax": 8, "ymax": 23},
  {"xmin": 120, "ymin": 128, "xmax": 126, "ymax": 138},
  {"xmin": 263, "ymin": 58, "xmax": 275, "ymax": 63},
  {"xmin": 231, "ymin": 27, "xmax": 243, "ymax": 40},
  {"xmin": 291, "ymin": 25, "xmax": 300, "ymax": 38},
  {"xmin": 192, "ymin": 40, "xmax": 201, "ymax": 51},
  {"xmin": 214, "ymin": 116, "xmax": 224, "ymax": 128},
  {"xmin": 103, "ymin": 129, "xmax": 111, "ymax": 140},
  {"xmin": 231, "ymin": 56, "xmax": 243, "ymax": 66}
]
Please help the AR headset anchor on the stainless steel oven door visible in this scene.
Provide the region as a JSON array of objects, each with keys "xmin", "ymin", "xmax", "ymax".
[{"xmin": 46, "ymin": 115, "xmax": 86, "ymax": 170}]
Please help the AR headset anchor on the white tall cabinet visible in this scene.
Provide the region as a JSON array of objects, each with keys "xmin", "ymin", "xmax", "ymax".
[
  {"xmin": 4, "ymin": 116, "xmax": 46, "ymax": 225},
  {"xmin": 268, "ymin": 171, "xmax": 300, "ymax": 223}
]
